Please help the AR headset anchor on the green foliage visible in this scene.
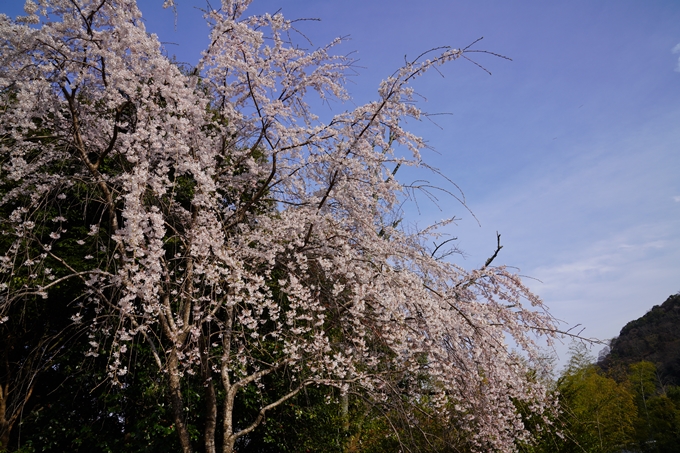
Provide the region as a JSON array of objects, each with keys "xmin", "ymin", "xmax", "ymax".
[
  {"xmin": 539, "ymin": 342, "xmax": 680, "ymax": 453},
  {"xmin": 13, "ymin": 339, "xmax": 183, "ymax": 453},
  {"xmin": 644, "ymin": 395, "xmax": 680, "ymax": 452},
  {"xmin": 527, "ymin": 343, "xmax": 637, "ymax": 453},
  {"xmin": 558, "ymin": 363, "xmax": 637, "ymax": 451},
  {"xmin": 623, "ymin": 361, "xmax": 680, "ymax": 453},
  {"xmin": 235, "ymin": 387, "xmax": 347, "ymax": 453}
]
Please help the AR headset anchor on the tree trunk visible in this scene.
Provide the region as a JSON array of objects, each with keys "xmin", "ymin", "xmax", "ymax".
[
  {"xmin": 168, "ymin": 350, "xmax": 193, "ymax": 453},
  {"xmin": 201, "ymin": 332, "xmax": 217, "ymax": 453},
  {"xmin": 0, "ymin": 382, "xmax": 10, "ymax": 449},
  {"xmin": 0, "ymin": 418, "xmax": 9, "ymax": 450},
  {"xmin": 341, "ymin": 392, "xmax": 349, "ymax": 432},
  {"xmin": 0, "ymin": 379, "xmax": 33, "ymax": 450},
  {"xmin": 223, "ymin": 434, "xmax": 237, "ymax": 453},
  {"xmin": 222, "ymin": 390, "xmax": 236, "ymax": 453}
]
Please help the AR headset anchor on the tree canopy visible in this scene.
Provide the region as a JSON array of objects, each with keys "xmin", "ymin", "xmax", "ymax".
[
  {"xmin": 600, "ymin": 293, "xmax": 680, "ymax": 385},
  {"xmin": 0, "ymin": 1, "xmax": 560, "ymax": 452}
]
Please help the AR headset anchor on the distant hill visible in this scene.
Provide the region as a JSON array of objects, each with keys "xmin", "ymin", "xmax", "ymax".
[{"xmin": 599, "ymin": 293, "xmax": 680, "ymax": 384}]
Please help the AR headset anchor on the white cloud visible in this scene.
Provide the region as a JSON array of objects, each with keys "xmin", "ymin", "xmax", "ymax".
[
  {"xmin": 673, "ymin": 43, "xmax": 680, "ymax": 72},
  {"xmin": 674, "ymin": 195, "xmax": 680, "ymax": 202},
  {"xmin": 526, "ymin": 223, "xmax": 680, "ymax": 364}
]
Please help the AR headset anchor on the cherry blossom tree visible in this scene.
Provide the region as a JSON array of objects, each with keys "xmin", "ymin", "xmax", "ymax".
[{"xmin": 0, "ymin": 1, "xmax": 560, "ymax": 451}]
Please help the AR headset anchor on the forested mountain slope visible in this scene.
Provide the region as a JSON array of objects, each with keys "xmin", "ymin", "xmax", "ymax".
[{"xmin": 599, "ymin": 293, "xmax": 680, "ymax": 384}]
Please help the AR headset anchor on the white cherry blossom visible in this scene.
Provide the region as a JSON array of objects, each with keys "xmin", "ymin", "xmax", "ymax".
[{"xmin": 0, "ymin": 1, "xmax": 560, "ymax": 452}]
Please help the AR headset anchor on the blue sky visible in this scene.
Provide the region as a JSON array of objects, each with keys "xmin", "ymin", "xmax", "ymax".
[{"xmin": 3, "ymin": 0, "xmax": 679, "ymax": 363}]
